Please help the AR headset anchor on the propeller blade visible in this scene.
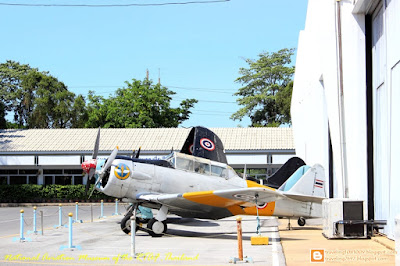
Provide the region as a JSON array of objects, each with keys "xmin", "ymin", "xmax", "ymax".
[
  {"xmin": 85, "ymin": 174, "xmax": 90, "ymax": 196},
  {"xmin": 101, "ymin": 146, "xmax": 119, "ymax": 174},
  {"xmin": 135, "ymin": 147, "xmax": 141, "ymax": 158},
  {"xmin": 92, "ymin": 127, "xmax": 101, "ymax": 159},
  {"xmin": 89, "ymin": 175, "xmax": 103, "ymax": 199}
]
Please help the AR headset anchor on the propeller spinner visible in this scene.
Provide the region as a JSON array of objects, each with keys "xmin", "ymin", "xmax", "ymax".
[{"xmin": 81, "ymin": 128, "xmax": 120, "ymax": 198}]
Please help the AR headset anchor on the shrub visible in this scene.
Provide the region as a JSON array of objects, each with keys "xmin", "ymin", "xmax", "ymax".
[{"xmin": 0, "ymin": 184, "xmax": 113, "ymax": 203}]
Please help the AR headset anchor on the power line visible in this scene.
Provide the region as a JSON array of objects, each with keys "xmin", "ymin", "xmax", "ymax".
[
  {"xmin": 0, "ymin": 0, "xmax": 230, "ymax": 7},
  {"xmin": 69, "ymin": 84, "xmax": 234, "ymax": 93}
]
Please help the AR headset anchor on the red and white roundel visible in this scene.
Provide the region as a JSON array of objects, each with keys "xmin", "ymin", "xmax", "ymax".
[
  {"xmin": 199, "ymin": 138, "xmax": 215, "ymax": 151},
  {"xmin": 188, "ymin": 144, "xmax": 194, "ymax": 154},
  {"xmin": 256, "ymin": 203, "xmax": 268, "ymax": 209}
]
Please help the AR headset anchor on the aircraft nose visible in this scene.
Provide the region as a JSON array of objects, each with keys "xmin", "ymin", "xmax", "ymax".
[{"xmin": 81, "ymin": 159, "xmax": 97, "ymax": 173}]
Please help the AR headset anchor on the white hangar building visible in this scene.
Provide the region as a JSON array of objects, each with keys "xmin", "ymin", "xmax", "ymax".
[
  {"xmin": 0, "ymin": 127, "xmax": 295, "ymax": 186},
  {"xmin": 292, "ymin": 0, "xmax": 400, "ymax": 239}
]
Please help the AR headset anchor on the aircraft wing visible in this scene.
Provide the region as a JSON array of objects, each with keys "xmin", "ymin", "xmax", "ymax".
[{"xmin": 137, "ymin": 187, "xmax": 285, "ymax": 210}]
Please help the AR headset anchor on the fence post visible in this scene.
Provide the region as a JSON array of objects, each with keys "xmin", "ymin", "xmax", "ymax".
[
  {"xmin": 90, "ymin": 204, "xmax": 93, "ymax": 222},
  {"xmin": 40, "ymin": 210, "xmax": 44, "ymax": 235},
  {"xmin": 13, "ymin": 209, "xmax": 31, "ymax": 242},
  {"xmin": 59, "ymin": 213, "xmax": 81, "ymax": 250},
  {"xmin": 113, "ymin": 198, "xmax": 121, "ymax": 215},
  {"xmin": 28, "ymin": 206, "xmax": 41, "ymax": 234},
  {"xmin": 99, "ymin": 200, "xmax": 106, "ymax": 218},
  {"xmin": 130, "ymin": 205, "xmax": 137, "ymax": 258},
  {"xmin": 54, "ymin": 204, "xmax": 63, "ymax": 228},
  {"xmin": 74, "ymin": 202, "xmax": 83, "ymax": 223}
]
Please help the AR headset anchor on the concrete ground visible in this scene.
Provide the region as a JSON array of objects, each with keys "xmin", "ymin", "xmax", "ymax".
[
  {"xmin": 278, "ymin": 218, "xmax": 396, "ymax": 265},
  {"xmin": 0, "ymin": 205, "xmax": 397, "ymax": 265},
  {"xmin": 0, "ymin": 205, "xmax": 286, "ymax": 266}
]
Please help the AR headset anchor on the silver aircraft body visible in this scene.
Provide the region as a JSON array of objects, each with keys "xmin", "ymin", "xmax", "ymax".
[{"xmin": 82, "ymin": 127, "xmax": 326, "ymax": 236}]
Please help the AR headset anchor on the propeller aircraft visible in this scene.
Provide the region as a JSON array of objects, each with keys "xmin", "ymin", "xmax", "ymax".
[{"xmin": 81, "ymin": 127, "xmax": 326, "ymax": 237}]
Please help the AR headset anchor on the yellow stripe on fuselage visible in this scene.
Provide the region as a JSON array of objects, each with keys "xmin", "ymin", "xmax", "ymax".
[{"xmin": 181, "ymin": 181, "xmax": 276, "ymax": 217}]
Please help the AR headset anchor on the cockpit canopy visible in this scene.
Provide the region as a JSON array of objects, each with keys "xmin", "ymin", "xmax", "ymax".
[{"xmin": 165, "ymin": 152, "xmax": 237, "ymax": 179}]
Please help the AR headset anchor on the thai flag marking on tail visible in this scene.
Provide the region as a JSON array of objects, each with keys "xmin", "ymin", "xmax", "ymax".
[{"xmin": 314, "ymin": 179, "xmax": 324, "ymax": 188}]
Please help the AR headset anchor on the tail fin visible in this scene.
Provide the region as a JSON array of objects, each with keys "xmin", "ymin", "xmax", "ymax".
[
  {"xmin": 279, "ymin": 164, "xmax": 326, "ymax": 201},
  {"xmin": 264, "ymin": 157, "xmax": 306, "ymax": 188}
]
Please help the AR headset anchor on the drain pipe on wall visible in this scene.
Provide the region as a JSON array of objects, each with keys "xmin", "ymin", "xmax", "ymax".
[{"xmin": 335, "ymin": 0, "xmax": 349, "ymax": 198}]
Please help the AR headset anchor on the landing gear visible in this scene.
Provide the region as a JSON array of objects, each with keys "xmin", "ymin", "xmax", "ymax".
[
  {"xmin": 120, "ymin": 214, "xmax": 140, "ymax": 234},
  {"xmin": 147, "ymin": 218, "xmax": 167, "ymax": 237},
  {"xmin": 147, "ymin": 205, "xmax": 169, "ymax": 237},
  {"xmin": 298, "ymin": 217, "xmax": 306, "ymax": 226}
]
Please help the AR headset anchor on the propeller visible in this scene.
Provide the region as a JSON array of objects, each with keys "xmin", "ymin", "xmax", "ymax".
[
  {"xmin": 82, "ymin": 128, "xmax": 100, "ymax": 196},
  {"xmin": 88, "ymin": 146, "xmax": 119, "ymax": 199}
]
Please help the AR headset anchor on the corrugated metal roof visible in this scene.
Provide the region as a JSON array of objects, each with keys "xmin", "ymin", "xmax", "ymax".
[{"xmin": 0, "ymin": 128, "xmax": 294, "ymax": 153}]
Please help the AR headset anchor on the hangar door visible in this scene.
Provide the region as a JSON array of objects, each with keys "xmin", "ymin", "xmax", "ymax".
[{"xmin": 371, "ymin": 3, "xmax": 390, "ymax": 236}]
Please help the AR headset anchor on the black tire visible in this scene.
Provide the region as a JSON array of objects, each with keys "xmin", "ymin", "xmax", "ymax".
[
  {"xmin": 297, "ymin": 217, "xmax": 306, "ymax": 226},
  {"xmin": 147, "ymin": 218, "xmax": 167, "ymax": 237},
  {"xmin": 120, "ymin": 215, "xmax": 140, "ymax": 234}
]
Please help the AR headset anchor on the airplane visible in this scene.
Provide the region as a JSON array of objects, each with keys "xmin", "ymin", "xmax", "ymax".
[{"xmin": 81, "ymin": 126, "xmax": 326, "ymax": 237}]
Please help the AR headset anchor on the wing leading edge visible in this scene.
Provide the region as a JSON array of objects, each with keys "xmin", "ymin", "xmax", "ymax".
[{"xmin": 136, "ymin": 187, "xmax": 283, "ymax": 219}]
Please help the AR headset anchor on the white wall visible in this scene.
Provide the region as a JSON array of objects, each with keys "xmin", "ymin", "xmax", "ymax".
[
  {"xmin": 0, "ymin": 156, "xmax": 35, "ymax": 165},
  {"xmin": 293, "ymin": 0, "xmax": 400, "ymax": 239}
]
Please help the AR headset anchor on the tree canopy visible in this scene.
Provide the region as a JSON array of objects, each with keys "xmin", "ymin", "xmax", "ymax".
[
  {"xmin": 0, "ymin": 60, "xmax": 197, "ymax": 129},
  {"xmin": 84, "ymin": 79, "xmax": 197, "ymax": 128},
  {"xmin": 231, "ymin": 48, "xmax": 295, "ymax": 127}
]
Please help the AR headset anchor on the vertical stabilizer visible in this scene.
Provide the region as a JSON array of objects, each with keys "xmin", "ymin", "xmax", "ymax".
[
  {"xmin": 180, "ymin": 127, "xmax": 227, "ymax": 163},
  {"xmin": 279, "ymin": 164, "xmax": 326, "ymax": 199}
]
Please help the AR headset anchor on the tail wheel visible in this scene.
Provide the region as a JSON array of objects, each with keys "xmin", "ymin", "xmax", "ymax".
[
  {"xmin": 297, "ymin": 217, "xmax": 306, "ymax": 226},
  {"xmin": 120, "ymin": 215, "xmax": 140, "ymax": 234},
  {"xmin": 147, "ymin": 218, "xmax": 167, "ymax": 237}
]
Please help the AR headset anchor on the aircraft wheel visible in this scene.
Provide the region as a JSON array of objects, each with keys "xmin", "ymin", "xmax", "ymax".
[
  {"xmin": 147, "ymin": 218, "xmax": 167, "ymax": 237},
  {"xmin": 120, "ymin": 215, "xmax": 140, "ymax": 234},
  {"xmin": 297, "ymin": 217, "xmax": 306, "ymax": 226}
]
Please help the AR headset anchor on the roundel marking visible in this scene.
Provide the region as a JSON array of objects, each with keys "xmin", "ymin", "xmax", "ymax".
[
  {"xmin": 189, "ymin": 144, "xmax": 194, "ymax": 154},
  {"xmin": 199, "ymin": 138, "xmax": 215, "ymax": 151},
  {"xmin": 256, "ymin": 202, "xmax": 268, "ymax": 209},
  {"xmin": 114, "ymin": 163, "xmax": 130, "ymax": 180},
  {"xmin": 233, "ymin": 194, "xmax": 256, "ymax": 201}
]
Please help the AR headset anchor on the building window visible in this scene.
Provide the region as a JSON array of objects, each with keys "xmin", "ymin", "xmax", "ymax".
[
  {"xmin": 55, "ymin": 176, "xmax": 72, "ymax": 185},
  {"xmin": 28, "ymin": 176, "xmax": 38, "ymax": 184},
  {"xmin": 44, "ymin": 169, "xmax": 62, "ymax": 175},
  {"xmin": 64, "ymin": 169, "xmax": 83, "ymax": 175},
  {"xmin": 0, "ymin": 170, "xmax": 17, "ymax": 175},
  {"xmin": 10, "ymin": 176, "xmax": 27, "ymax": 185},
  {"xmin": 74, "ymin": 176, "xmax": 83, "ymax": 185},
  {"xmin": 0, "ymin": 176, "xmax": 7, "ymax": 185},
  {"xmin": 45, "ymin": 176, "xmax": 53, "ymax": 185}
]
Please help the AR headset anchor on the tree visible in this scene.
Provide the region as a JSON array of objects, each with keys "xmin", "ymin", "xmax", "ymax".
[
  {"xmin": 231, "ymin": 48, "xmax": 295, "ymax": 127},
  {"xmin": 0, "ymin": 60, "xmax": 82, "ymax": 128},
  {"xmin": 0, "ymin": 60, "xmax": 33, "ymax": 127},
  {"xmin": 85, "ymin": 78, "xmax": 197, "ymax": 128}
]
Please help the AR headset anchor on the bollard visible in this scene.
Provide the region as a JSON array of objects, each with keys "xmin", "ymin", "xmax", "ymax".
[
  {"xmin": 60, "ymin": 213, "xmax": 81, "ymax": 250},
  {"xmin": 90, "ymin": 204, "xmax": 93, "ymax": 223},
  {"xmin": 112, "ymin": 198, "xmax": 121, "ymax": 215},
  {"xmin": 130, "ymin": 205, "xmax": 137, "ymax": 258},
  {"xmin": 229, "ymin": 216, "xmax": 252, "ymax": 264},
  {"xmin": 237, "ymin": 217, "xmax": 243, "ymax": 261},
  {"xmin": 74, "ymin": 202, "xmax": 83, "ymax": 223},
  {"xmin": 13, "ymin": 209, "xmax": 31, "ymax": 242},
  {"xmin": 27, "ymin": 206, "xmax": 41, "ymax": 234},
  {"xmin": 40, "ymin": 210, "xmax": 44, "ymax": 235},
  {"xmin": 54, "ymin": 204, "xmax": 64, "ymax": 228},
  {"xmin": 99, "ymin": 200, "xmax": 106, "ymax": 218}
]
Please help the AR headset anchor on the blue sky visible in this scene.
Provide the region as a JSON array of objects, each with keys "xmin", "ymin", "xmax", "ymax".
[{"xmin": 0, "ymin": 0, "xmax": 308, "ymax": 128}]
